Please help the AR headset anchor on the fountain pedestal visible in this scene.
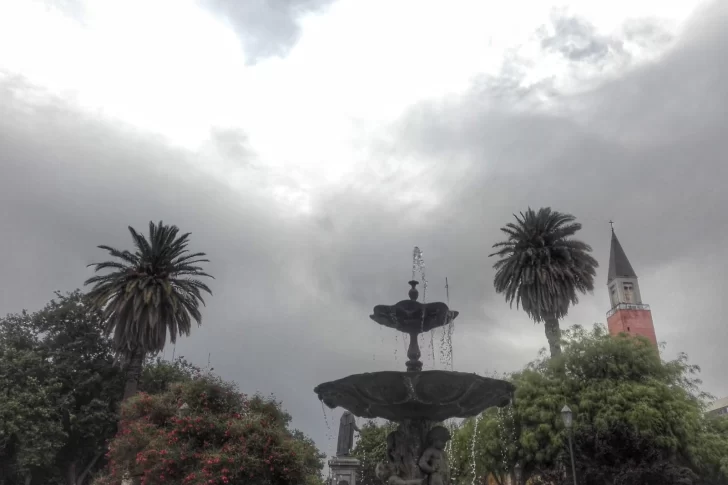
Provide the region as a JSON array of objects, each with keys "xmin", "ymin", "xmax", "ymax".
[
  {"xmin": 388, "ymin": 419, "xmax": 440, "ymax": 481},
  {"xmin": 329, "ymin": 456, "xmax": 361, "ymax": 485}
]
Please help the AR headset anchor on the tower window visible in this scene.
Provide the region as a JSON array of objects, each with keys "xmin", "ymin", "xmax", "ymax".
[
  {"xmin": 623, "ymin": 282, "xmax": 634, "ymax": 303},
  {"xmin": 627, "ymin": 326, "xmax": 630, "ymax": 331}
]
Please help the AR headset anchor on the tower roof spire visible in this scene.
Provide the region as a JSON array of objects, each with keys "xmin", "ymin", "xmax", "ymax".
[{"xmin": 607, "ymin": 224, "xmax": 637, "ymax": 283}]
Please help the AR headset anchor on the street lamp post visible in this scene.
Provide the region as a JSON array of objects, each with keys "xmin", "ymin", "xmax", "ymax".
[{"xmin": 561, "ymin": 405, "xmax": 577, "ymax": 485}]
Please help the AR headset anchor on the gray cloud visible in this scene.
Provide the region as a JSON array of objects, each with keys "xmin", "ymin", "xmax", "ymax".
[
  {"xmin": 41, "ymin": 0, "xmax": 334, "ymax": 64},
  {"xmin": 376, "ymin": 0, "xmax": 728, "ymax": 393},
  {"xmin": 200, "ymin": 0, "xmax": 336, "ymax": 64},
  {"xmin": 538, "ymin": 9, "xmax": 673, "ymax": 65},
  {"xmin": 1, "ymin": 0, "xmax": 727, "ymax": 463},
  {"xmin": 475, "ymin": 10, "xmax": 674, "ymax": 108},
  {"xmin": 540, "ymin": 10, "xmax": 624, "ymax": 62},
  {"xmin": 208, "ymin": 127, "xmax": 254, "ymax": 163}
]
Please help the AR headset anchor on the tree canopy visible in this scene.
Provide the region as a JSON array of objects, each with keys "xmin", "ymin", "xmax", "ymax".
[
  {"xmin": 447, "ymin": 325, "xmax": 728, "ymax": 485},
  {"xmin": 93, "ymin": 376, "xmax": 325, "ymax": 485},
  {"xmin": 351, "ymin": 420, "xmax": 397, "ymax": 485},
  {"xmin": 0, "ymin": 290, "xmax": 124, "ymax": 485},
  {"xmin": 490, "ymin": 207, "xmax": 598, "ymax": 356},
  {"xmin": 0, "ymin": 291, "xmax": 229, "ymax": 485},
  {"xmin": 85, "ymin": 221, "xmax": 214, "ymax": 401}
]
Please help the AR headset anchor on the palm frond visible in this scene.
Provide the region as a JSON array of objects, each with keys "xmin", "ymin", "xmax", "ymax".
[
  {"xmin": 84, "ymin": 221, "xmax": 213, "ymax": 357},
  {"xmin": 490, "ymin": 207, "xmax": 598, "ymax": 323}
]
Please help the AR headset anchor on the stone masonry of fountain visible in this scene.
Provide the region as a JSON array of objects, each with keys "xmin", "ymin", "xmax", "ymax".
[{"xmin": 314, "ymin": 280, "xmax": 515, "ymax": 484}]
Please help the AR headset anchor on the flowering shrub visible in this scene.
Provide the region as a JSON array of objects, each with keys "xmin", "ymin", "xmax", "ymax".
[{"xmin": 93, "ymin": 376, "xmax": 324, "ymax": 485}]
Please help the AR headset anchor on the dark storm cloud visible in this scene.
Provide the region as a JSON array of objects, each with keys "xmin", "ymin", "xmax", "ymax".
[
  {"xmin": 0, "ymin": 74, "xmax": 339, "ymax": 447},
  {"xmin": 0, "ymin": 70, "xmax": 553, "ymax": 458},
  {"xmin": 0, "ymin": 73, "xmax": 516, "ymax": 458},
  {"xmin": 375, "ymin": 0, "xmax": 728, "ymax": 395},
  {"xmin": 2, "ymin": 0, "xmax": 727, "ymax": 460},
  {"xmin": 199, "ymin": 0, "xmax": 336, "ymax": 64}
]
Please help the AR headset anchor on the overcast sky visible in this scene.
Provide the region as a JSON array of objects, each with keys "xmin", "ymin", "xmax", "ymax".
[{"xmin": 1, "ymin": 0, "xmax": 726, "ymax": 460}]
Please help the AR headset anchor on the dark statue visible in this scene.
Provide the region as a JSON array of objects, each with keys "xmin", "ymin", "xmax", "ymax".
[
  {"xmin": 336, "ymin": 411, "xmax": 360, "ymax": 456},
  {"xmin": 418, "ymin": 426, "xmax": 451, "ymax": 485}
]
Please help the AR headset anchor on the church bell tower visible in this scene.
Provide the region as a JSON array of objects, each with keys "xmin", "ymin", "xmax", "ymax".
[{"xmin": 606, "ymin": 225, "xmax": 657, "ymax": 346}]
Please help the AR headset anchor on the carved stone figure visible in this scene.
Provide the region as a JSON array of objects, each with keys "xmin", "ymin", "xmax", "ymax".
[
  {"xmin": 417, "ymin": 426, "xmax": 451, "ymax": 485},
  {"xmin": 336, "ymin": 411, "xmax": 360, "ymax": 456}
]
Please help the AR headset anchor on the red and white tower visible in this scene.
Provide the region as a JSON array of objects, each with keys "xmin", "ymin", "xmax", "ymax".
[{"xmin": 606, "ymin": 226, "xmax": 658, "ymax": 346}]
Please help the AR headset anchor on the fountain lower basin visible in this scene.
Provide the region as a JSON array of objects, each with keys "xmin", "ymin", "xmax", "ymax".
[{"xmin": 314, "ymin": 370, "xmax": 514, "ymax": 422}]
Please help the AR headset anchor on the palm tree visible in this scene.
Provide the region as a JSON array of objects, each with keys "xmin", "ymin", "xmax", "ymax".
[
  {"xmin": 84, "ymin": 221, "xmax": 213, "ymax": 401},
  {"xmin": 489, "ymin": 207, "xmax": 598, "ymax": 357}
]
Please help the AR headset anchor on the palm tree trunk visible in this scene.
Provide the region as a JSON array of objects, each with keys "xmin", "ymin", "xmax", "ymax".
[
  {"xmin": 544, "ymin": 318, "xmax": 562, "ymax": 357},
  {"xmin": 122, "ymin": 347, "xmax": 145, "ymax": 401}
]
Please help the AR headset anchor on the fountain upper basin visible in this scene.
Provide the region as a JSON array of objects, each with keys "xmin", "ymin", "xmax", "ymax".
[
  {"xmin": 314, "ymin": 370, "xmax": 514, "ymax": 421},
  {"xmin": 370, "ymin": 301, "xmax": 458, "ymax": 334}
]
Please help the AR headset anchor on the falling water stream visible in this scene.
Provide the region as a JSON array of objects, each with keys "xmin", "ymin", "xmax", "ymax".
[
  {"xmin": 470, "ymin": 414, "xmax": 481, "ymax": 485},
  {"xmin": 496, "ymin": 402, "xmax": 516, "ymax": 479},
  {"xmin": 412, "ymin": 247, "xmax": 437, "ymax": 367},
  {"xmin": 438, "ymin": 277, "xmax": 455, "ymax": 370},
  {"xmin": 321, "ymin": 401, "xmax": 334, "ymax": 461},
  {"xmin": 445, "ymin": 427, "xmax": 454, "ymax": 479}
]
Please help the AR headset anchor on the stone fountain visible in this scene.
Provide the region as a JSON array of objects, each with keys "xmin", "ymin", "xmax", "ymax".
[{"xmin": 314, "ymin": 280, "xmax": 515, "ymax": 485}]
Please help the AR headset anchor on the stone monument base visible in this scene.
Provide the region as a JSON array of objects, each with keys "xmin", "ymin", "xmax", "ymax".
[{"xmin": 329, "ymin": 456, "xmax": 361, "ymax": 485}]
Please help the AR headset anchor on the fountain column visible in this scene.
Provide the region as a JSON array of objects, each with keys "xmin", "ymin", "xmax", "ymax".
[{"xmin": 389, "ymin": 419, "xmax": 436, "ymax": 481}]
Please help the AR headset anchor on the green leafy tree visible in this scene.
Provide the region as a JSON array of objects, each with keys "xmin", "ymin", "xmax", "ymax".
[
  {"xmin": 489, "ymin": 208, "xmax": 598, "ymax": 356},
  {"xmin": 0, "ymin": 290, "xmax": 124, "ymax": 485},
  {"xmin": 351, "ymin": 421, "xmax": 397, "ymax": 485},
  {"xmin": 290, "ymin": 430, "xmax": 326, "ymax": 485},
  {"xmin": 571, "ymin": 421, "xmax": 700, "ymax": 485},
  {"xmin": 138, "ymin": 356, "xmax": 203, "ymax": 395},
  {"xmin": 93, "ymin": 376, "xmax": 325, "ymax": 485},
  {"xmin": 448, "ymin": 411, "xmax": 519, "ymax": 485},
  {"xmin": 450, "ymin": 325, "xmax": 728, "ymax": 485},
  {"xmin": 0, "ymin": 346, "xmax": 66, "ymax": 485},
  {"xmin": 0, "ymin": 291, "xmax": 211, "ymax": 485},
  {"xmin": 693, "ymin": 416, "xmax": 728, "ymax": 485},
  {"xmin": 84, "ymin": 221, "xmax": 214, "ymax": 401}
]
